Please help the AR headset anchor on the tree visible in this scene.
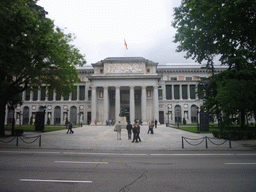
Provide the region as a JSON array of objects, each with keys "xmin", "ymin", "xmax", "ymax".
[
  {"xmin": 200, "ymin": 69, "xmax": 256, "ymax": 129},
  {"xmin": 172, "ymin": 0, "xmax": 256, "ymax": 69},
  {"xmin": 0, "ymin": 0, "xmax": 86, "ymax": 136}
]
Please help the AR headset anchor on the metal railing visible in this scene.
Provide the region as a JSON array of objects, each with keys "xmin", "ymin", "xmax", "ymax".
[
  {"xmin": 182, "ymin": 136, "xmax": 231, "ymax": 149},
  {"xmin": 0, "ymin": 135, "xmax": 41, "ymax": 147}
]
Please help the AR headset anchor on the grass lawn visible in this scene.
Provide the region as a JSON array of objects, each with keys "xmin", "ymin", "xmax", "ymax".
[
  {"xmin": 170, "ymin": 124, "xmax": 220, "ymax": 133},
  {"xmin": 5, "ymin": 125, "xmax": 78, "ymax": 133}
]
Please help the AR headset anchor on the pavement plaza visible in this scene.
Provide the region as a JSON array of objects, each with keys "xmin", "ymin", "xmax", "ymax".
[{"xmin": 1, "ymin": 125, "xmax": 256, "ymax": 151}]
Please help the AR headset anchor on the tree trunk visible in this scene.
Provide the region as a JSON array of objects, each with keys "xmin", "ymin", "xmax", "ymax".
[
  {"xmin": 240, "ymin": 109, "xmax": 245, "ymax": 129},
  {"xmin": 0, "ymin": 101, "xmax": 7, "ymax": 136}
]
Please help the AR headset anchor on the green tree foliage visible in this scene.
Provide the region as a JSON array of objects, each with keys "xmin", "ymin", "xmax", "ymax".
[
  {"xmin": 0, "ymin": 0, "xmax": 86, "ymax": 135},
  {"xmin": 172, "ymin": 0, "xmax": 256, "ymax": 69},
  {"xmin": 172, "ymin": 0, "xmax": 256, "ymax": 129},
  {"xmin": 200, "ymin": 69, "xmax": 256, "ymax": 128}
]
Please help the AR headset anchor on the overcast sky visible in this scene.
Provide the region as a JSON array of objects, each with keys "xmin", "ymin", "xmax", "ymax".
[{"xmin": 37, "ymin": 0, "xmax": 197, "ymax": 66}]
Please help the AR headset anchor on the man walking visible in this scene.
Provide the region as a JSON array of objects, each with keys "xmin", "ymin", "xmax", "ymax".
[
  {"xmin": 126, "ymin": 121, "xmax": 132, "ymax": 139},
  {"xmin": 66, "ymin": 121, "xmax": 74, "ymax": 134}
]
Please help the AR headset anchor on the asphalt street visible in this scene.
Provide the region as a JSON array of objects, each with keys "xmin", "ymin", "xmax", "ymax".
[{"xmin": 0, "ymin": 150, "xmax": 256, "ymax": 192}]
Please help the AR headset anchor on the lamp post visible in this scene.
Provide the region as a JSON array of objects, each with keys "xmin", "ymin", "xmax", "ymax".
[
  {"xmin": 196, "ymin": 106, "xmax": 200, "ymax": 133},
  {"xmin": 177, "ymin": 109, "xmax": 179, "ymax": 129},
  {"xmin": 166, "ymin": 106, "xmax": 170, "ymax": 127},
  {"xmin": 66, "ymin": 109, "xmax": 69, "ymax": 128}
]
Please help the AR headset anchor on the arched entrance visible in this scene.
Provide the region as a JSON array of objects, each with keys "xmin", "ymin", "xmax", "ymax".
[
  {"xmin": 70, "ymin": 106, "xmax": 77, "ymax": 124},
  {"xmin": 54, "ymin": 106, "xmax": 61, "ymax": 125},
  {"xmin": 191, "ymin": 105, "xmax": 198, "ymax": 123},
  {"xmin": 23, "ymin": 106, "xmax": 29, "ymax": 125},
  {"xmin": 175, "ymin": 105, "xmax": 182, "ymax": 123}
]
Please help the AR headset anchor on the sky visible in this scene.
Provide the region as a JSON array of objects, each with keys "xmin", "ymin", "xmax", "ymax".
[{"xmin": 37, "ymin": 0, "xmax": 197, "ymax": 66}]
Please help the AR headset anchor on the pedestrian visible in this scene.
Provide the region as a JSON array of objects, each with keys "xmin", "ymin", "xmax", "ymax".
[
  {"xmin": 135, "ymin": 122, "xmax": 141, "ymax": 142},
  {"xmin": 126, "ymin": 121, "xmax": 132, "ymax": 139},
  {"xmin": 132, "ymin": 124, "xmax": 138, "ymax": 143},
  {"xmin": 115, "ymin": 121, "xmax": 122, "ymax": 140},
  {"xmin": 148, "ymin": 120, "xmax": 154, "ymax": 134},
  {"xmin": 155, "ymin": 119, "xmax": 158, "ymax": 128},
  {"xmin": 66, "ymin": 121, "xmax": 74, "ymax": 134}
]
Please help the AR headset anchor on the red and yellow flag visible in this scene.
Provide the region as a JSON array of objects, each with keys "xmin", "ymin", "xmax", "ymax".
[{"xmin": 124, "ymin": 39, "xmax": 128, "ymax": 50}]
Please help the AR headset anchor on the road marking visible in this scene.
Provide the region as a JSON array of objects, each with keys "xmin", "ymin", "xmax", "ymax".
[
  {"xmin": 20, "ymin": 179, "xmax": 92, "ymax": 183},
  {"xmin": 63, "ymin": 152, "xmax": 147, "ymax": 156},
  {"xmin": 225, "ymin": 163, "xmax": 256, "ymax": 165},
  {"xmin": 151, "ymin": 154, "xmax": 235, "ymax": 156},
  {"xmin": 0, "ymin": 151, "xmax": 60, "ymax": 154},
  {"xmin": 55, "ymin": 161, "xmax": 108, "ymax": 164}
]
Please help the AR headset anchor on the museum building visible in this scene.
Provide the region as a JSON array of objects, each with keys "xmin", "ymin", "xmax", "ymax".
[{"xmin": 5, "ymin": 57, "xmax": 226, "ymax": 126}]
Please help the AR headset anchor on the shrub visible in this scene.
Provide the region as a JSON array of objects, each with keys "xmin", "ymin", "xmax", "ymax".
[{"xmin": 183, "ymin": 118, "xmax": 187, "ymax": 125}]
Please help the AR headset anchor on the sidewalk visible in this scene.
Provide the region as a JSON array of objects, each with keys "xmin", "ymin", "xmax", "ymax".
[{"xmin": 0, "ymin": 124, "xmax": 256, "ymax": 151}]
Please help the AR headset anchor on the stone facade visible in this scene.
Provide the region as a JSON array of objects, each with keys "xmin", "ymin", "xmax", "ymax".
[{"xmin": 5, "ymin": 57, "xmax": 226, "ymax": 126}]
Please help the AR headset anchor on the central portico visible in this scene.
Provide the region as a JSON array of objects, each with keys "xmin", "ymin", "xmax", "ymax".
[{"xmin": 88, "ymin": 57, "xmax": 162, "ymax": 125}]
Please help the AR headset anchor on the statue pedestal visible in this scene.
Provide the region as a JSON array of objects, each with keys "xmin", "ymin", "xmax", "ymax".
[{"xmin": 119, "ymin": 116, "xmax": 127, "ymax": 129}]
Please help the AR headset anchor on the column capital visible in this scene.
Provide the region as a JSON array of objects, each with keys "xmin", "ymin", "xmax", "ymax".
[
  {"xmin": 103, "ymin": 86, "xmax": 109, "ymax": 89},
  {"xmin": 141, "ymin": 85, "xmax": 147, "ymax": 89},
  {"xmin": 129, "ymin": 86, "xmax": 135, "ymax": 89},
  {"xmin": 153, "ymin": 85, "xmax": 159, "ymax": 89},
  {"xmin": 115, "ymin": 86, "xmax": 120, "ymax": 88},
  {"xmin": 91, "ymin": 86, "xmax": 97, "ymax": 89}
]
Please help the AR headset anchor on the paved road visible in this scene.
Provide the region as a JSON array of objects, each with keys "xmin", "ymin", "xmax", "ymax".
[
  {"xmin": 1, "ymin": 150, "xmax": 256, "ymax": 192},
  {"xmin": 0, "ymin": 124, "xmax": 255, "ymax": 151}
]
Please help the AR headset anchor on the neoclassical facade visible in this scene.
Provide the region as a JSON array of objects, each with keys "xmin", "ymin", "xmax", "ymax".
[{"xmin": 5, "ymin": 57, "xmax": 226, "ymax": 125}]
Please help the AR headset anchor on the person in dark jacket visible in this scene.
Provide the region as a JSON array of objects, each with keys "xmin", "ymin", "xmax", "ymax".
[
  {"xmin": 132, "ymin": 124, "xmax": 138, "ymax": 143},
  {"xmin": 126, "ymin": 122, "xmax": 132, "ymax": 139},
  {"xmin": 66, "ymin": 121, "xmax": 74, "ymax": 134}
]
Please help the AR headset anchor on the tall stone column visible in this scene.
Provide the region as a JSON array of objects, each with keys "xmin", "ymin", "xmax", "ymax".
[
  {"xmin": 91, "ymin": 86, "xmax": 97, "ymax": 125},
  {"xmin": 38, "ymin": 88, "xmax": 41, "ymax": 101},
  {"xmin": 180, "ymin": 84, "xmax": 183, "ymax": 100},
  {"xmin": 130, "ymin": 86, "xmax": 135, "ymax": 123},
  {"xmin": 153, "ymin": 85, "xmax": 159, "ymax": 123},
  {"xmin": 115, "ymin": 86, "xmax": 120, "ymax": 124},
  {"xmin": 103, "ymin": 86, "xmax": 109, "ymax": 123},
  {"xmin": 141, "ymin": 86, "xmax": 147, "ymax": 124},
  {"xmin": 53, "ymin": 90, "xmax": 56, "ymax": 101},
  {"xmin": 77, "ymin": 85, "xmax": 80, "ymax": 101},
  {"xmin": 172, "ymin": 84, "xmax": 174, "ymax": 100}
]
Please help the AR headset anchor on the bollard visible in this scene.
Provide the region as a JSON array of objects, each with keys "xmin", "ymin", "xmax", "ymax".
[
  {"xmin": 229, "ymin": 138, "xmax": 232, "ymax": 148},
  {"xmin": 16, "ymin": 136, "xmax": 18, "ymax": 146},
  {"xmin": 182, "ymin": 136, "xmax": 184, "ymax": 149},
  {"xmin": 205, "ymin": 136, "xmax": 208, "ymax": 148},
  {"xmin": 39, "ymin": 135, "xmax": 41, "ymax": 147}
]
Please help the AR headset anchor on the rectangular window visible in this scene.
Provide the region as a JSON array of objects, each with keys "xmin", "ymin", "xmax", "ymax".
[
  {"xmin": 79, "ymin": 86, "xmax": 85, "ymax": 100},
  {"xmin": 41, "ymin": 87, "xmax": 46, "ymax": 101},
  {"xmin": 198, "ymin": 84, "xmax": 204, "ymax": 99},
  {"xmin": 158, "ymin": 89, "xmax": 162, "ymax": 100},
  {"xmin": 33, "ymin": 88, "xmax": 38, "ymax": 101},
  {"xmin": 25, "ymin": 90, "xmax": 30, "ymax": 101},
  {"xmin": 64, "ymin": 95, "xmax": 69, "ymax": 101},
  {"xmin": 72, "ymin": 89, "xmax": 77, "ymax": 101},
  {"xmin": 166, "ymin": 85, "xmax": 172, "ymax": 100},
  {"xmin": 56, "ymin": 93, "xmax": 61, "ymax": 101},
  {"xmin": 48, "ymin": 88, "xmax": 53, "ymax": 101},
  {"xmin": 171, "ymin": 77, "xmax": 177, "ymax": 81},
  {"xmin": 182, "ymin": 85, "xmax": 188, "ymax": 99},
  {"xmin": 190, "ymin": 85, "xmax": 196, "ymax": 99},
  {"xmin": 174, "ymin": 85, "xmax": 180, "ymax": 100}
]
